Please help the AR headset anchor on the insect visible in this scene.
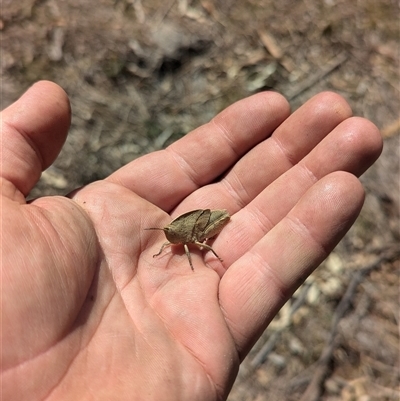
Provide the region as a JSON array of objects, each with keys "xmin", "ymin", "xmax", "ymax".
[{"xmin": 145, "ymin": 209, "xmax": 230, "ymax": 271}]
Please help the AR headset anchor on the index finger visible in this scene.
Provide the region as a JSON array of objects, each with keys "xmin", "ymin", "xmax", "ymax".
[{"xmin": 107, "ymin": 92, "xmax": 290, "ymax": 211}]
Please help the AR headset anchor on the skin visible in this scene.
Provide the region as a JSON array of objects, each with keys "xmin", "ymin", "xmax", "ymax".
[{"xmin": 0, "ymin": 81, "xmax": 382, "ymax": 401}]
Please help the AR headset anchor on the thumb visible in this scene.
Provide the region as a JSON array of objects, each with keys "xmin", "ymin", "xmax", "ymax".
[{"xmin": 1, "ymin": 81, "xmax": 71, "ymax": 197}]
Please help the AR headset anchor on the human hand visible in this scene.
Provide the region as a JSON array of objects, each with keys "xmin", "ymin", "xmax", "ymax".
[{"xmin": 1, "ymin": 81, "xmax": 382, "ymax": 400}]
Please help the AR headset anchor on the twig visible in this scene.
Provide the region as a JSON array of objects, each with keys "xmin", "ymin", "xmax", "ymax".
[
  {"xmin": 152, "ymin": 0, "xmax": 176, "ymax": 26},
  {"xmin": 299, "ymin": 246, "xmax": 400, "ymax": 401},
  {"xmin": 287, "ymin": 52, "xmax": 348, "ymax": 101},
  {"xmin": 250, "ymin": 282, "xmax": 312, "ymax": 369},
  {"xmin": 152, "ymin": 127, "xmax": 175, "ymax": 150}
]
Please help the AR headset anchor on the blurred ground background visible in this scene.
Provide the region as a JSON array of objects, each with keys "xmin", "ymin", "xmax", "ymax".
[{"xmin": 1, "ymin": 0, "xmax": 399, "ymax": 400}]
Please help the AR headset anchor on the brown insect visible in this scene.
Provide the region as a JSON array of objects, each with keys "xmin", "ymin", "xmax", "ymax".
[{"xmin": 145, "ymin": 209, "xmax": 230, "ymax": 271}]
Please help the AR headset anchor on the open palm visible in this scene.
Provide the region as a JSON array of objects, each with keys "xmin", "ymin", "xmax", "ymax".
[{"xmin": 1, "ymin": 81, "xmax": 382, "ymax": 401}]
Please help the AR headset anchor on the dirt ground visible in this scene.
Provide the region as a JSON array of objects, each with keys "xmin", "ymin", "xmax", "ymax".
[{"xmin": 1, "ymin": 0, "xmax": 399, "ymax": 400}]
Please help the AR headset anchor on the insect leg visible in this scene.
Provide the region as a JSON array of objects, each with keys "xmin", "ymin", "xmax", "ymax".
[
  {"xmin": 153, "ymin": 242, "xmax": 172, "ymax": 257},
  {"xmin": 194, "ymin": 242, "xmax": 223, "ymax": 262},
  {"xmin": 184, "ymin": 244, "xmax": 194, "ymax": 271}
]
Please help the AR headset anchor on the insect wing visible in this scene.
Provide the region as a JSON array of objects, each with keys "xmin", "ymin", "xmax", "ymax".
[
  {"xmin": 165, "ymin": 209, "xmax": 204, "ymax": 243},
  {"xmin": 192, "ymin": 209, "xmax": 211, "ymax": 238},
  {"xmin": 200, "ymin": 209, "xmax": 230, "ymax": 241}
]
